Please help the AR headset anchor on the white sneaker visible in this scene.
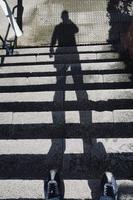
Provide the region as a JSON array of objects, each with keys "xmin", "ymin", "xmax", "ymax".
[
  {"xmin": 45, "ymin": 169, "xmax": 61, "ymax": 200},
  {"xmin": 100, "ymin": 172, "xmax": 118, "ymax": 200}
]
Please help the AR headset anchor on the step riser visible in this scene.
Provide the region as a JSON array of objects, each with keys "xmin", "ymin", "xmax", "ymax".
[
  {"xmin": 0, "ymin": 100, "xmax": 133, "ymax": 112},
  {"xmin": 0, "ymin": 154, "xmax": 132, "ymax": 179},
  {"xmin": 0, "ymin": 123, "xmax": 133, "ymax": 139}
]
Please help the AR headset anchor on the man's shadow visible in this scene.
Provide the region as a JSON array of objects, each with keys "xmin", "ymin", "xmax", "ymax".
[
  {"xmin": 48, "ymin": 9, "xmax": 90, "ymax": 195},
  {"xmin": 48, "ymin": 10, "xmax": 107, "ymax": 199},
  {"xmin": 50, "ymin": 10, "xmax": 89, "ymax": 124}
]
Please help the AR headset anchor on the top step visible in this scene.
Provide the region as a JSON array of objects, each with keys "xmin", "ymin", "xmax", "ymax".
[{"xmin": 0, "ymin": 44, "xmax": 115, "ymax": 56}]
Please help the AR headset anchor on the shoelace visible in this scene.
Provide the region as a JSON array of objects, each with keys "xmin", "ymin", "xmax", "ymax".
[
  {"xmin": 104, "ymin": 184, "xmax": 114, "ymax": 198},
  {"xmin": 48, "ymin": 181, "xmax": 59, "ymax": 198}
]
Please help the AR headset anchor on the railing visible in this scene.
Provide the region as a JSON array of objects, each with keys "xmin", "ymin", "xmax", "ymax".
[{"xmin": 1, "ymin": 5, "xmax": 18, "ymax": 55}]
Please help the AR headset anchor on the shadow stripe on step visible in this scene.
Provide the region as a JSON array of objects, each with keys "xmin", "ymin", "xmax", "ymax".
[
  {"xmin": 0, "ymin": 82, "xmax": 133, "ymax": 92},
  {"xmin": 0, "ymin": 123, "xmax": 133, "ymax": 139},
  {"xmin": 0, "ymin": 99, "xmax": 133, "ymax": 112},
  {"xmin": 0, "ymin": 154, "xmax": 132, "ymax": 179}
]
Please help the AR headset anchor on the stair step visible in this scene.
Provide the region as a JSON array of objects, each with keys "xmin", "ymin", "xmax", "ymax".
[
  {"xmin": 0, "ymin": 89, "xmax": 133, "ymax": 112},
  {"xmin": 0, "ymin": 44, "xmax": 114, "ymax": 56},
  {"xmin": 0, "ymin": 62, "xmax": 126, "ymax": 74},
  {"xmin": 0, "ymin": 138, "xmax": 132, "ymax": 155},
  {"xmin": 0, "ymin": 82, "xmax": 133, "ymax": 93},
  {"xmin": 0, "ymin": 74, "xmax": 131, "ymax": 86},
  {"xmin": 0, "ymin": 52, "xmax": 120, "ymax": 64},
  {"xmin": 37, "ymin": 52, "xmax": 120, "ymax": 63},
  {"xmin": 0, "ymin": 89, "xmax": 132, "ymax": 103},
  {"xmin": 0, "ymin": 179, "xmax": 132, "ymax": 200},
  {"xmin": 0, "ymin": 110, "xmax": 133, "ymax": 125}
]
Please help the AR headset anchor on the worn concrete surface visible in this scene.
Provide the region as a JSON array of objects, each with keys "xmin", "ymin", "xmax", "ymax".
[
  {"xmin": 0, "ymin": 52, "xmax": 120, "ymax": 64},
  {"xmin": 0, "ymin": 89, "xmax": 133, "ymax": 102},
  {"xmin": 0, "ymin": 110, "xmax": 133, "ymax": 124},
  {"xmin": 0, "ymin": 61, "xmax": 126, "ymax": 74},
  {"xmin": 0, "ymin": 44, "xmax": 114, "ymax": 55},
  {"xmin": 0, "ymin": 73, "xmax": 131, "ymax": 86},
  {"xmin": 0, "ymin": 179, "xmax": 132, "ymax": 199}
]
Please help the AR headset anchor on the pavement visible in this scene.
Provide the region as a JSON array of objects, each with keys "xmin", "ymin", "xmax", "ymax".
[{"xmin": 0, "ymin": 0, "xmax": 132, "ymax": 46}]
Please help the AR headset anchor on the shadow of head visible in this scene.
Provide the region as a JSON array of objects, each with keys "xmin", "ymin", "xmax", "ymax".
[{"xmin": 61, "ymin": 10, "xmax": 69, "ymax": 24}]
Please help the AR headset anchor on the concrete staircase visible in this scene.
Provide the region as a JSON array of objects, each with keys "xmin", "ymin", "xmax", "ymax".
[{"xmin": 0, "ymin": 44, "xmax": 133, "ymax": 199}]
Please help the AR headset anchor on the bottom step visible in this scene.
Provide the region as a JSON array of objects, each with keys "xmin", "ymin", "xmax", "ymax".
[{"xmin": 0, "ymin": 179, "xmax": 132, "ymax": 199}]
